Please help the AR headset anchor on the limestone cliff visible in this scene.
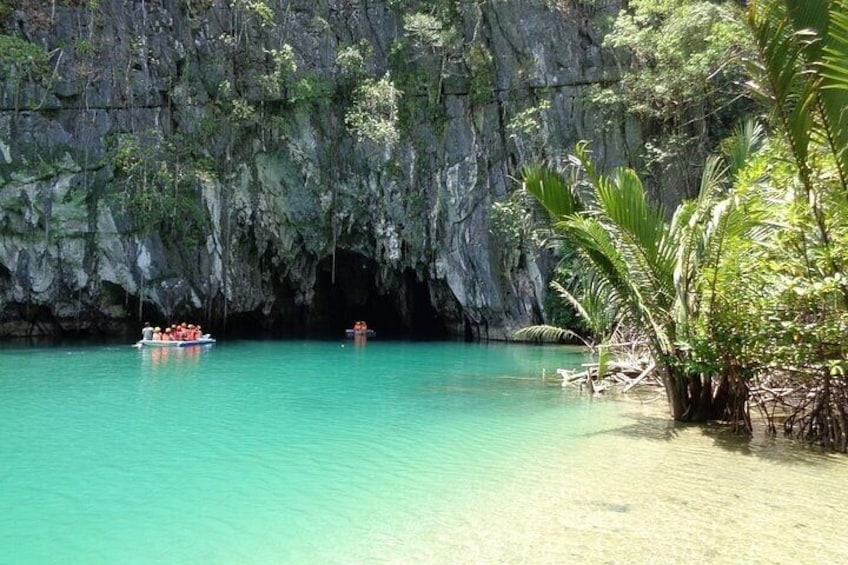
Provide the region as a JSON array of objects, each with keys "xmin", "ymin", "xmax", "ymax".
[{"xmin": 0, "ymin": 0, "xmax": 638, "ymax": 339}]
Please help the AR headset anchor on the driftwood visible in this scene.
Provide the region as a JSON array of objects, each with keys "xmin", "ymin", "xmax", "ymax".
[
  {"xmin": 623, "ymin": 361, "xmax": 656, "ymax": 393},
  {"xmin": 555, "ymin": 358, "xmax": 662, "ymax": 394}
]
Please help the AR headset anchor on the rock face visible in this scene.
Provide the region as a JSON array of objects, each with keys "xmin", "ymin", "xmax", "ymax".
[{"xmin": 0, "ymin": 0, "xmax": 638, "ymax": 339}]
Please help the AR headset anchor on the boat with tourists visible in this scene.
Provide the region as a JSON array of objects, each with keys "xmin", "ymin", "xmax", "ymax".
[
  {"xmin": 135, "ymin": 322, "xmax": 215, "ymax": 348},
  {"xmin": 135, "ymin": 335, "xmax": 216, "ymax": 348},
  {"xmin": 345, "ymin": 320, "xmax": 375, "ymax": 339}
]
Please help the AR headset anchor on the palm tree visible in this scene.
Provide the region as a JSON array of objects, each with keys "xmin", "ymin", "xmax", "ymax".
[{"xmin": 522, "ymin": 137, "xmax": 759, "ymax": 426}]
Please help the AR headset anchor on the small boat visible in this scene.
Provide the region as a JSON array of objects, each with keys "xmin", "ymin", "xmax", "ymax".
[
  {"xmin": 345, "ymin": 328, "xmax": 376, "ymax": 339},
  {"xmin": 135, "ymin": 335, "xmax": 216, "ymax": 348}
]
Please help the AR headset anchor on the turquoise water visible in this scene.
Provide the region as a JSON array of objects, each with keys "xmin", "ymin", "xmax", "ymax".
[
  {"xmin": 1, "ymin": 341, "xmax": 588, "ymax": 563},
  {"xmin": 2, "ymin": 340, "xmax": 848, "ymax": 564}
]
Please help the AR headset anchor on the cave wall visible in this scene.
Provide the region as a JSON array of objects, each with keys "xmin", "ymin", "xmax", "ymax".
[{"xmin": 0, "ymin": 0, "xmax": 640, "ymax": 339}]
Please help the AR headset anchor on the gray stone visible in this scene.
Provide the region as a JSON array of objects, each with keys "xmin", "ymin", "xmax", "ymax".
[{"xmin": 0, "ymin": 0, "xmax": 637, "ymax": 339}]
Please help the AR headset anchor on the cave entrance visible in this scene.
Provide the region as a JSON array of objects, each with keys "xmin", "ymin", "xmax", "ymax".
[{"xmin": 311, "ymin": 251, "xmax": 446, "ymax": 339}]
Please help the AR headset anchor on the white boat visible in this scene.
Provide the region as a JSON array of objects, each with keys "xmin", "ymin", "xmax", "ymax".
[
  {"xmin": 135, "ymin": 335, "xmax": 216, "ymax": 348},
  {"xmin": 345, "ymin": 328, "xmax": 376, "ymax": 338}
]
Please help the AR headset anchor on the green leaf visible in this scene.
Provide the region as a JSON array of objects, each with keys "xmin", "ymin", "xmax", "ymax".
[{"xmin": 521, "ymin": 164, "xmax": 582, "ymax": 219}]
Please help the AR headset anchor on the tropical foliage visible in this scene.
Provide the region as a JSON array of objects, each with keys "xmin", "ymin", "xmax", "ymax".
[
  {"xmin": 109, "ymin": 131, "xmax": 212, "ymax": 246},
  {"xmin": 740, "ymin": 0, "xmax": 848, "ymax": 449},
  {"xmin": 0, "ymin": 34, "xmax": 51, "ymax": 83},
  {"xmin": 521, "ymin": 139, "xmax": 757, "ymax": 428},
  {"xmin": 590, "ymin": 0, "xmax": 755, "ymax": 197},
  {"xmin": 519, "ymin": 0, "xmax": 848, "ymax": 449},
  {"xmin": 345, "ymin": 73, "xmax": 402, "ymax": 148}
]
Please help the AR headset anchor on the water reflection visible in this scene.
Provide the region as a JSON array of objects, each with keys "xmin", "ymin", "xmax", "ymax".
[{"xmin": 139, "ymin": 345, "xmax": 208, "ymax": 373}]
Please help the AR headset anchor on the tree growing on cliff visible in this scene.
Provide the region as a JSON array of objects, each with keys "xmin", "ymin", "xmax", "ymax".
[
  {"xmin": 345, "ymin": 73, "xmax": 402, "ymax": 148},
  {"xmin": 590, "ymin": 0, "xmax": 755, "ymax": 198},
  {"xmin": 109, "ymin": 131, "xmax": 210, "ymax": 245},
  {"xmin": 0, "ymin": 33, "xmax": 52, "ymax": 107}
]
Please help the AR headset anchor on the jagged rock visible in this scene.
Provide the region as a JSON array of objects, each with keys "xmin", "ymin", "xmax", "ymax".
[{"xmin": 0, "ymin": 0, "xmax": 639, "ymax": 339}]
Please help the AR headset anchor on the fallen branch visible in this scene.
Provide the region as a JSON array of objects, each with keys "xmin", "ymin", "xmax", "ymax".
[{"xmin": 623, "ymin": 361, "xmax": 656, "ymax": 393}]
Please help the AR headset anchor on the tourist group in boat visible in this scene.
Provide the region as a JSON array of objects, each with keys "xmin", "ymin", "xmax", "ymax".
[
  {"xmin": 140, "ymin": 322, "xmax": 205, "ymax": 342},
  {"xmin": 346, "ymin": 320, "xmax": 375, "ymax": 339}
]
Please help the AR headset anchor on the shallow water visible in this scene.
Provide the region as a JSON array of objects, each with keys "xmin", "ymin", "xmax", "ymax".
[{"xmin": 1, "ymin": 340, "xmax": 846, "ymax": 564}]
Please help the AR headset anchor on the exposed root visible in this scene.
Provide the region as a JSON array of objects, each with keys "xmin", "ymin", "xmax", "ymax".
[{"xmin": 782, "ymin": 374, "xmax": 848, "ymax": 453}]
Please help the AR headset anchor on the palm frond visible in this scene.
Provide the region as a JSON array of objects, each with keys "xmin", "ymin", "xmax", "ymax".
[
  {"xmin": 816, "ymin": 0, "xmax": 848, "ymax": 191},
  {"xmin": 722, "ymin": 119, "xmax": 766, "ymax": 179},
  {"xmin": 748, "ymin": 0, "xmax": 814, "ymax": 175},
  {"xmin": 550, "ymin": 278, "xmax": 615, "ymax": 340},
  {"xmin": 670, "ymin": 156, "xmax": 729, "ymax": 333},
  {"xmin": 513, "ymin": 324, "xmax": 580, "ymax": 344},
  {"xmin": 596, "ymin": 169, "xmax": 667, "ymax": 260},
  {"xmin": 751, "ymin": 0, "xmax": 848, "ymax": 190},
  {"xmin": 563, "ymin": 215, "xmax": 674, "ymax": 356},
  {"xmin": 571, "ymin": 140, "xmax": 602, "ymax": 189},
  {"xmin": 595, "ymin": 167, "xmax": 677, "ymax": 317},
  {"xmin": 821, "ymin": 4, "xmax": 848, "ymax": 89},
  {"xmin": 671, "ymin": 207, "xmax": 702, "ymax": 330},
  {"xmin": 784, "ymin": 0, "xmax": 830, "ymax": 62},
  {"xmin": 521, "ymin": 164, "xmax": 582, "ymax": 219}
]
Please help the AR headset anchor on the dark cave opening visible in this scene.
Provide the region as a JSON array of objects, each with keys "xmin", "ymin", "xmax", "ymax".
[
  {"xmin": 116, "ymin": 250, "xmax": 454, "ymax": 340},
  {"xmin": 308, "ymin": 251, "xmax": 447, "ymax": 339}
]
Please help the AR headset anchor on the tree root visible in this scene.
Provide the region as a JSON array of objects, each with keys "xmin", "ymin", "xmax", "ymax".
[{"xmin": 782, "ymin": 374, "xmax": 848, "ymax": 453}]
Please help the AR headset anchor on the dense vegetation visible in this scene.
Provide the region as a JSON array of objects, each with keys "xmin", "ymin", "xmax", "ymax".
[
  {"xmin": 0, "ymin": 0, "xmax": 459, "ymax": 239},
  {"xmin": 519, "ymin": 0, "xmax": 848, "ymax": 451},
  {"xmin": 588, "ymin": 0, "xmax": 755, "ymax": 198}
]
